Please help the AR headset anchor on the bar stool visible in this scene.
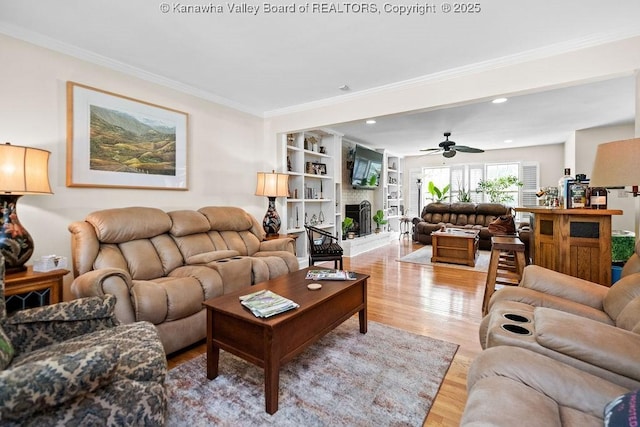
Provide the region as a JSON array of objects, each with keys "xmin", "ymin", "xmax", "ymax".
[
  {"xmin": 482, "ymin": 235, "xmax": 526, "ymax": 315},
  {"xmin": 399, "ymin": 217, "xmax": 412, "ymax": 240}
]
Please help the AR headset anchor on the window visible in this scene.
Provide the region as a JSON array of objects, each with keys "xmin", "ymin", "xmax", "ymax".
[{"xmin": 418, "ymin": 162, "xmax": 538, "ymax": 215}]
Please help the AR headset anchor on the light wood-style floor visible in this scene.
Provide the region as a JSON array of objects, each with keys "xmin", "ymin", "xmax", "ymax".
[{"xmin": 167, "ymin": 239, "xmax": 485, "ymax": 426}]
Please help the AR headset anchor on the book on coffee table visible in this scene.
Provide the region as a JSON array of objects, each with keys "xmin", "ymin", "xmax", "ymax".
[
  {"xmin": 239, "ymin": 290, "xmax": 299, "ymax": 318},
  {"xmin": 305, "ymin": 269, "xmax": 357, "ymax": 281}
]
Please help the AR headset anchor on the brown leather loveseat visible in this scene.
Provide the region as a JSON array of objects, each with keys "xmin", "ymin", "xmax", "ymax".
[
  {"xmin": 412, "ymin": 202, "xmax": 509, "ymax": 250},
  {"xmin": 68, "ymin": 206, "xmax": 299, "ymax": 354}
]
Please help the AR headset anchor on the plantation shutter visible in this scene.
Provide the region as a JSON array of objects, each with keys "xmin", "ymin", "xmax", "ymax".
[
  {"xmin": 469, "ymin": 164, "xmax": 484, "ymax": 203},
  {"xmin": 520, "ymin": 162, "xmax": 539, "ymax": 223}
]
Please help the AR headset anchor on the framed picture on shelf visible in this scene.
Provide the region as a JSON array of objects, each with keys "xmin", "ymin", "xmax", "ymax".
[
  {"xmin": 66, "ymin": 81, "xmax": 188, "ymax": 190},
  {"xmin": 313, "ymin": 162, "xmax": 327, "ymax": 175}
]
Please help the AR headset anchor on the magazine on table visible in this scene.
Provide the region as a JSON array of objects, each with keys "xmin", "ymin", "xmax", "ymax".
[
  {"xmin": 305, "ymin": 269, "xmax": 357, "ymax": 281},
  {"xmin": 239, "ymin": 290, "xmax": 299, "ymax": 318}
]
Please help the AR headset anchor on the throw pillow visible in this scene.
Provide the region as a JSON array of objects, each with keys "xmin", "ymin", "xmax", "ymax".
[
  {"xmin": 604, "ymin": 389, "xmax": 639, "ymax": 427},
  {"xmin": 0, "ymin": 324, "xmax": 14, "ymax": 370},
  {"xmin": 0, "ymin": 343, "xmax": 119, "ymax": 420}
]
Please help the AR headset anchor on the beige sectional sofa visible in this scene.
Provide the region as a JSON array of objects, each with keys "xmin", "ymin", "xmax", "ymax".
[
  {"xmin": 462, "ymin": 242, "xmax": 640, "ymax": 425},
  {"xmin": 69, "ymin": 206, "xmax": 299, "ymax": 354}
]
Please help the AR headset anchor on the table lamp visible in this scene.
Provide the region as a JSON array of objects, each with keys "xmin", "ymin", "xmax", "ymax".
[
  {"xmin": 255, "ymin": 171, "xmax": 289, "ymax": 236},
  {"xmin": 590, "ymin": 137, "xmax": 640, "ymax": 237},
  {"xmin": 0, "ymin": 142, "xmax": 52, "ymax": 272}
]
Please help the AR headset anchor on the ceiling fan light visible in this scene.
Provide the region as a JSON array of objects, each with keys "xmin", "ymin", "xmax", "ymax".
[{"xmin": 443, "ymin": 150, "xmax": 456, "ymax": 158}]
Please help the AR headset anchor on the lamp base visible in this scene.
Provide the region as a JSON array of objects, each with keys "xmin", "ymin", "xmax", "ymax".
[
  {"xmin": 0, "ymin": 195, "xmax": 34, "ymax": 272},
  {"xmin": 262, "ymin": 197, "xmax": 282, "ymax": 236}
]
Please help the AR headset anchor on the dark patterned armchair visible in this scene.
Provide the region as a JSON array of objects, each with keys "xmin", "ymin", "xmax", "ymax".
[{"xmin": 0, "ymin": 258, "xmax": 167, "ymax": 426}]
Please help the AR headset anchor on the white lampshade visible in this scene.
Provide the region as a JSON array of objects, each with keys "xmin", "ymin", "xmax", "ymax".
[
  {"xmin": 0, "ymin": 142, "xmax": 52, "ymax": 194},
  {"xmin": 590, "ymin": 138, "xmax": 640, "ymax": 188},
  {"xmin": 255, "ymin": 172, "xmax": 289, "ymax": 197}
]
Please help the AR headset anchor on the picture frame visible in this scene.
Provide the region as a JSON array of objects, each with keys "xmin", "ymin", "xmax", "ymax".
[
  {"xmin": 313, "ymin": 162, "xmax": 327, "ymax": 175},
  {"xmin": 66, "ymin": 82, "xmax": 188, "ymax": 190}
]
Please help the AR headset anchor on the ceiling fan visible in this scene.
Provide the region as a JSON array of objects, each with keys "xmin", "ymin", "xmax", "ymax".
[{"xmin": 420, "ymin": 132, "xmax": 484, "ymax": 158}]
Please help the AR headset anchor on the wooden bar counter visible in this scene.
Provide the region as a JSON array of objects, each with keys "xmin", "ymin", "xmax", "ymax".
[{"xmin": 515, "ymin": 207, "xmax": 623, "ymax": 286}]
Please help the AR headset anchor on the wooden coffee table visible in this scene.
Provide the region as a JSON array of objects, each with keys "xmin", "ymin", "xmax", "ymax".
[
  {"xmin": 203, "ymin": 268, "xmax": 369, "ymax": 414},
  {"xmin": 431, "ymin": 228, "xmax": 480, "ymax": 267}
]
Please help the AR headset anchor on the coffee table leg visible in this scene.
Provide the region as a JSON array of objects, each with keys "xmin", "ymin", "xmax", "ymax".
[
  {"xmin": 265, "ymin": 332, "xmax": 279, "ymax": 414},
  {"xmin": 359, "ymin": 279, "xmax": 368, "ymax": 334},
  {"xmin": 206, "ymin": 309, "xmax": 219, "ymax": 380}
]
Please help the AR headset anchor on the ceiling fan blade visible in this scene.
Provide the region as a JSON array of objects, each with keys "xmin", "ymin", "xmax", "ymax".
[
  {"xmin": 454, "ymin": 145, "xmax": 484, "ymax": 153},
  {"xmin": 420, "ymin": 148, "xmax": 441, "ymax": 152}
]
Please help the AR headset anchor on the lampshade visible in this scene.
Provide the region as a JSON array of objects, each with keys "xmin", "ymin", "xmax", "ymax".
[
  {"xmin": 0, "ymin": 142, "xmax": 52, "ymax": 194},
  {"xmin": 590, "ymin": 138, "xmax": 640, "ymax": 188},
  {"xmin": 255, "ymin": 172, "xmax": 289, "ymax": 197},
  {"xmin": 0, "ymin": 142, "xmax": 52, "ymax": 273}
]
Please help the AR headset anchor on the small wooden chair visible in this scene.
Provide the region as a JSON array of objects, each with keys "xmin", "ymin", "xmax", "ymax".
[
  {"xmin": 482, "ymin": 235, "xmax": 526, "ymax": 315},
  {"xmin": 304, "ymin": 225, "xmax": 344, "ymax": 269}
]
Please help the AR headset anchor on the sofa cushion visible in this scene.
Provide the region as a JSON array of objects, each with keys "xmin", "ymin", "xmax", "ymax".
[
  {"xmin": 615, "ymin": 297, "xmax": 640, "ymax": 332},
  {"xmin": 0, "ymin": 325, "xmax": 14, "ymax": 370},
  {"xmin": 168, "ymin": 210, "xmax": 210, "ymax": 237},
  {"xmin": 131, "ymin": 277, "xmax": 205, "ymax": 324},
  {"xmin": 86, "ymin": 207, "xmax": 172, "ymax": 243},
  {"xmin": 1, "ymin": 344, "xmax": 119, "ymax": 420},
  {"xmin": 604, "ymin": 273, "xmax": 640, "ymax": 322}
]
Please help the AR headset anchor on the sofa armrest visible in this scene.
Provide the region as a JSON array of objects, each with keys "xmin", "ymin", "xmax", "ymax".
[
  {"xmin": 259, "ymin": 238, "xmax": 295, "ymax": 254},
  {"xmin": 3, "ymin": 296, "xmax": 119, "ymax": 355},
  {"xmin": 520, "ymin": 265, "xmax": 608, "ymax": 310},
  {"xmin": 70, "ymin": 268, "xmax": 136, "ymax": 324},
  {"xmin": 535, "ymin": 307, "xmax": 640, "ymax": 382}
]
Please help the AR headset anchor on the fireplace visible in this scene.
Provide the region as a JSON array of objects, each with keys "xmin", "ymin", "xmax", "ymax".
[{"xmin": 345, "ymin": 201, "xmax": 372, "ymax": 237}]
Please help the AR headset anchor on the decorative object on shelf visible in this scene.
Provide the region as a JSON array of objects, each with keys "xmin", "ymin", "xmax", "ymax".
[
  {"xmin": 310, "ymin": 214, "xmax": 318, "ymax": 225},
  {"xmin": 255, "ymin": 171, "xmax": 289, "ymax": 236},
  {"xmin": 296, "ymin": 207, "xmax": 300, "ymax": 228},
  {"xmin": 373, "ymin": 210, "xmax": 388, "ymax": 233},
  {"xmin": 320, "ymin": 180, "xmax": 323, "ymax": 198},
  {"xmin": 0, "ymin": 142, "xmax": 52, "ymax": 273},
  {"xmin": 287, "ymin": 155, "xmax": 292, "ymax": 172},
  {"xmin": 318, "ymin": 210, "xmax": 325, "ymax": 224},
  {"xmin": 590, "ymin": 137, "xmax": 640, "ymax": 236},
  {"xmin": 66, "ymin": 82, "xmax": 188, "ymax": 190},
  {"xmin": 287, "ymin": 134, "xmax": 295, "ymax": 145},
  {"xmin": 314, "ymin": 163, "xmax": 327, "ymax": 175},
  {"xmin": 319, "ymin": 146, "xmax": 327, "ymax": 154}
]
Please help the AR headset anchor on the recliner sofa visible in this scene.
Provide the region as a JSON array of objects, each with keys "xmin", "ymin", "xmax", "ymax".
[
  {"xmin": 69, "ymin": 206, "xmax": 299, "ymax": 354},
  {"xmin": 412, "ymin": 202, "xmax": 509, "ymax": 250}
]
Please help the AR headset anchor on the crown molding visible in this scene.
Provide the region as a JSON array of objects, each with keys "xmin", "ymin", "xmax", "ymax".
[
  {"xmin": 2, "ymin": 20, "xmax": 639, "ymax": 120},
  {"xmin": 264, "ymin": 29, "xmax": 640, "ymax": 118},
  {"xmin": 0, "ymin": 21, "xmax": 263, "ymax": 117}
]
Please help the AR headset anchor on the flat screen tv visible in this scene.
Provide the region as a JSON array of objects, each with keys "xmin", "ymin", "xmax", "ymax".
[{"xmin": 351, "ymin": 145, "xmax": 383, "ymax": 189}]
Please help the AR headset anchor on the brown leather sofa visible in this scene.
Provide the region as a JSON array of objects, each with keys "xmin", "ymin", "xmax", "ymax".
[
  {"xmin": 69, "ymin": 206, "xmax": 299, "ymax": 354},
  {"xmin": 412, "ymin": 202, "xmax": 509, "ymax": 250}
]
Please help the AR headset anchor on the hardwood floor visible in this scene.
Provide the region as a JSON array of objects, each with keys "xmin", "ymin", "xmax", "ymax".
[{"xmin": 167, "ymin": 239, "xmax": 485, "ymax": 426}]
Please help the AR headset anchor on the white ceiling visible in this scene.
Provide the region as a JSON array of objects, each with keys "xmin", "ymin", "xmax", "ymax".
[{"xmin": 1, "ymin": 0, "xmax": 638, "ymax": 156}]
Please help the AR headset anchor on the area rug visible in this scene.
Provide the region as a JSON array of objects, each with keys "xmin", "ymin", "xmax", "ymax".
[
  {"xmin": 398, "ymin": 245, "xmax": 490, "ymax": 272},
  {"xmin": 166, "ymin": 318, "xmax": 458, "ymax": 426}
]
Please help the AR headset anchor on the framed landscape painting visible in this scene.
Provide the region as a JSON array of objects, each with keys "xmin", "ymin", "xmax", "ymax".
[{"xmin": 66, "ymin": 82, "xmax": 188, "ymax": 190}]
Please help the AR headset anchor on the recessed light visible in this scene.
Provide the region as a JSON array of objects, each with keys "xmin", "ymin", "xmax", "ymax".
[
  {"xmin": 339, "ymin": 84, "xmax": 350, "ymax": 91},
  {"xmin": 366, "ymin": 119, "xmax": 376, "ymax": 125},
  {"xmin": 492, "ymin": 97, "xmax": 508, "ymax": 104},
  {"xmin": 504, "ymin": 139, "xmax": 513, "ymax": 143}
]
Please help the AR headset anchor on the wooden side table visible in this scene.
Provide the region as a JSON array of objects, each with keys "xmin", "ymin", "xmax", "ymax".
[{"xmin": 4, "ymin": 266, "xmax": 69, "ymax": 313}]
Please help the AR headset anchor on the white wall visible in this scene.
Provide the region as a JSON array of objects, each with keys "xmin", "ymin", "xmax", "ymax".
[
  {"xmin": 575, "ymin": 124, "xmax": 636, "ymax": 231},
  {"xmin": 0, "ymin": 35, "xmax": 271, "ymax": 298}
]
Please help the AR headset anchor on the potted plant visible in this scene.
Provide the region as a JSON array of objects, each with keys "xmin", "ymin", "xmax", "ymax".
[
  {"xmin": 372, "ymin": 210, "xmax": 388, "ymax": 233},
  {"xmin": 427, "ymin": 181, "xmax": 450, "ymax": 203},
  {"xmin": 342, "ymin": 217, "xmax": 354, "ymax": 239},
  {"xmin": 476, "ymin": 175, "xmax": 523, "ymax": 204}
]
